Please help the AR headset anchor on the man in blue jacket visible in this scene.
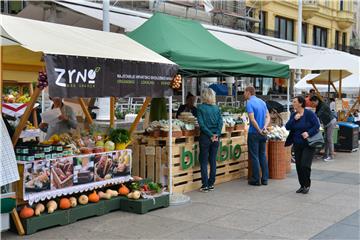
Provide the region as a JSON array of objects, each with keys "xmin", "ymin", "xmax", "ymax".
[{"xmin": 244, "ymin": 86, "xmax": 270, "ymax": 186}]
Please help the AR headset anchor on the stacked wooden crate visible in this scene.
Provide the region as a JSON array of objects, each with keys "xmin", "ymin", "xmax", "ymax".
[{"xmin": 131, "ymin": 129, "xmax": 248, "ymax": 193}]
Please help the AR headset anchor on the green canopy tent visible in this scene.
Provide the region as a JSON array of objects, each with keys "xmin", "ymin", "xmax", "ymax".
[
  {"xmin": 128, "ymin": 14, "xmax": 290, "ymax": 198},
  {"xmin": 128, "ymin": 13, "xmax": 289, "ymax": 78}
]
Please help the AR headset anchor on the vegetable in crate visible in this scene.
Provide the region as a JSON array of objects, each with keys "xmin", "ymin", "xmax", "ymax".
[
  {"xmin": 130, "ymin": 181, "xmax": 140, "ymax": 191},
  {"xmin": 20, "ymin": 206, "xmax": 34, "ymax": 219},
  {"xmin": 148, "ymin": 182, "xmax": 162, "ymax": 193},
  {"xmin": 118, "ymin": 184, "xmax": 130, "ymax": 196},
  {"xmin": 47, "ymin": 200, "xmax": 57, "ymax": 214},
  {"xmin": 35, "ymin": 203, "xmax": 45, "ymax": 216}
]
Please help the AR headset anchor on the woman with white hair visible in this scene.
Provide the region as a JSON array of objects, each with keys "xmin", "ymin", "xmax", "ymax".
[{"xmin": 197, "ymin": 88, "xmax": 223, "ymax": 192}]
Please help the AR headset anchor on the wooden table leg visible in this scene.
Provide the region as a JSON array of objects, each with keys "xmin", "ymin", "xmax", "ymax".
[{"xmin": 11, "ymin": 208, "xmax": 25, "ymax": 236}]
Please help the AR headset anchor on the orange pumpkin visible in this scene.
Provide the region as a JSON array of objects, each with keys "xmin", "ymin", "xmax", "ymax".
[
  {"xmin": 88, "ymin": 191, "xmax": 100, "ymax": 203},
  {"xmin": 59, "ymin": 198, "xmax": 71, "ymax": 209},
  {"xmin": 118, "ymin": 184, "xmax": 130, "ymax": 196},
  {"xmin": 20, "ymin": 205, "xmax": 34, "ymax": 219}
]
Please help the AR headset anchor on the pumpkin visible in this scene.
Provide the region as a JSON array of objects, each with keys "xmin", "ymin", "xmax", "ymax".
[
  {"xmin": 98, "ymin": 191, "xmax": 111, "ymax": 200},
  {"xmin": 78, "ymin": 195, "xmax": 88, "ymax": 205},
  {"xmin": 118, "ymin": 184, "xmax": 130, "ymax": 196},
  {"xmin": 20, "ymin": 206, "xmax": 34, "ymax": 219},
  {"xmin": 47, "ymin": 200, "xmax": 58, "ymax": 214},
  {"xmin": 69, "ymin": 197, "xmax": 77, "ymax": 208},
  {"xmin": 88, "ymin": 191, "xmax": 100, "ymax": 203},
  {"xmin": 106, "ymin": 189, "xmax": 118, "ymax": 197},
  {"xmin": 59, "ymin": 198, "xmax": 71, "ymax": 209},
  {"xmin": 34, "ymin": 203, "xmax": 45, "ymax": 216}
]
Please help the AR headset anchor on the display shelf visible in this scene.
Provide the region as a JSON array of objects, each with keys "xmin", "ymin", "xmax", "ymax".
[{"xmin": 120, "ymin": 193, "xmax": 170, "ymax": 214}]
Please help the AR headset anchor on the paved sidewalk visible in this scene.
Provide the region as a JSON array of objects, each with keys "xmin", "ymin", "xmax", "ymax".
[{"xmin": 3, "ymin": 151, "xmax": 359, "ymax": 240}]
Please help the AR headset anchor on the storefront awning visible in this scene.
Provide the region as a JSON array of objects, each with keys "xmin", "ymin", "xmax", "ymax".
[
  {"xmin": 1, "ymin": 14, "xmax": 178, "ymax": 98},
  {"xmin": 128, "ymin": 13, "xmax": 289, "ymax": 78}
]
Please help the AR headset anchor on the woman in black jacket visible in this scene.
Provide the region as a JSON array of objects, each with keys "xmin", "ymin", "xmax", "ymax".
[
  {"xmin": 310, "ymin": 96, "xmax": 337, "ymax": 161},
  {"xmin": 285, "ymin": 96, "xmax": 320, "ymax": 194}
]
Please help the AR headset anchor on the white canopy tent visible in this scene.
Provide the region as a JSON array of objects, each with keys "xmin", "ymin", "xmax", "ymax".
[
  {"xmin": 282, "ymin": 50, "xmax": 360, "ymax": 101},
  {"xmin": 1, "ymin": 14, "xmax": 174, "ymax": 64},
  {"xmin": 295, "ymin": 73, "xmax": 360, "ymax": 95},
  {"xmin": 282, "ymin": 50, "xmax": 360, "ymax": 75}
]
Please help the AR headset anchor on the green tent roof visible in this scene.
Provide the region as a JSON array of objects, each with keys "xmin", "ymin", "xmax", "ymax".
[{"xmin": 128, "ymin": 13, "xmax": 289, "ymax": 78}]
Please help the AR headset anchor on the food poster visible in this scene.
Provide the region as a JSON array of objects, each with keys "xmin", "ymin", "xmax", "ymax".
[
  {"xmin": 24, "ymin": 160, "xmax": 51, "ymax": 193},
  {"xmin": 73, "ymin": 155, "xmax": 95, "ymax": 185},
  {"xmin": 94, "ymin": 153, "xmax": 114, "ymax": 181},
  {"xmin": 112, "ymin": 150, "xmax": 132, "ymax": 177},
  {"xmin": 51, "ymin": 157, "xmax": 74, "ymax": 189}
]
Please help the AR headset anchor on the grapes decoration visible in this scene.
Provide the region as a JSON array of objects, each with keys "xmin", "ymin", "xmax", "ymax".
[
  {"xmin": 37, "ymin": 71, "xmax": 48, "ymax": 90},
  {"xmin": 170, "ymin": 74, "xmax": 182, "ymax": 90}
]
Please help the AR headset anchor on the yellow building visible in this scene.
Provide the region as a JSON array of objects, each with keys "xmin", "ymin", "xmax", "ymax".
[{"xmin": 247, "ymin": 0, "xmax": 355, "ymax": 51}]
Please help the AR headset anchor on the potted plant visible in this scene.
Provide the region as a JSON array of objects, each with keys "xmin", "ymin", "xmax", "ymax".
[{"xmin": 109, "ymin": 128, "xmax": 131, "ymax": 150}]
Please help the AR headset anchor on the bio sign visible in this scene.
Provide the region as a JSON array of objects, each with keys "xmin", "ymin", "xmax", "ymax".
[{"xmin": 181, "ymin": 140, "xmax": 242, "ymax": 170}]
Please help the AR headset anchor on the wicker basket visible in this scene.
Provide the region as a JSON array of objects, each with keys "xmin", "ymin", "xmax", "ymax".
[
  {"xmin": 286, "ymin": 146, "xmax": 292, "ymax": 173},
  {"xmin": 182, "ymin": 130, "xmax": 195, "ymax": 136},
  {"xmin": 150, "ymin": 130, "xmax": 161, "ymax": 138},
  {"xmin": 160, "ymin": 131, "xmax": 183, "ymax": 138},
  {"xmin": 268, "ymin": 140, "xmax": 287, "ymax": 179},
  {"xmin": 248, "ymin": 141, "xmax": 269, "ymax": 180}
]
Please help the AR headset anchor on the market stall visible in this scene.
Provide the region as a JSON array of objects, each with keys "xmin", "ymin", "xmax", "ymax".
[
  {"xmin": 282, "ymin": 50, "xmax": 360, "ymax": 120},
  {"xmin": 1, "ymin": 15, "xmax": 178, "ymax": 235},
  {"xmin": 128, "ymin": 13, "xmax": 290, "ymax": 192}
]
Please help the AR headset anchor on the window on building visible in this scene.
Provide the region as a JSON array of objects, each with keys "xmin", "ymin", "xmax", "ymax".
[
  {"xmin": 342, "ymin": 32, "xmax": 347, "ymax": 51},
  {"xmin": 275, "ymin": 16, "xmax": 294, "ymax": 41},
  {"xmin": 340, "ymin": 0, "xmax": 344, "ymax": 10},
  {"xmin": 258, "ymin": 11, "xmax": 267, "ymax": 35},
  {"xmin": 335, "ymin": 31, "xmax": 340, "ymax": 49},
  {"xmin": 302, "ymin": 23, "xmax": 307, "ymax": 44},
  {"xmin": 313, "ymin": 26, "xmax": 328, "ymax": 47},
  {"xmin": 1, "ymin": 0, "xmax": 26, "ymax": 14}
]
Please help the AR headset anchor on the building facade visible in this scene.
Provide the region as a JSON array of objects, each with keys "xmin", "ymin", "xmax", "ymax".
[{"xmin": 248, "ymin": 0, "xmax": 355, "ymax": 51}]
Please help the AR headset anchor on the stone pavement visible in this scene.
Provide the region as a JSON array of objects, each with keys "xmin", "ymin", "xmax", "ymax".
[{"xmin": 3, "ymin": 151, "xmax": 359, "ymax": 240}]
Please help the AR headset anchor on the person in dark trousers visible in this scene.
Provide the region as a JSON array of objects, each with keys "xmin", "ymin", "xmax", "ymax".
[
  {"xmin": 197, "ymin": 88, "xmax": 223, "ymax": 193},
  {"xmin": 176, "ymin": 92, "xmax": 197, "ymax": 118},
  {"xmin": 285, "ymin": 96, "xmax": 320, "ymax": 194},
  {"xmin": 310, "ymin": 95, "xmax": 337, "ymax": 161},
  {"xmin": 244, "ymin": 86, "xmax": 270, "ymax": 186}
]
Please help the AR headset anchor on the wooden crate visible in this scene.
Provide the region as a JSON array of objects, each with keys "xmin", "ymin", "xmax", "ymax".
[{"xmin": 131, "ymin": 129, "xmax": 248, "ymax": 193}]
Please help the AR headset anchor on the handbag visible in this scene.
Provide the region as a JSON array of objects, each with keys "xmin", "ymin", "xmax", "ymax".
[{"xmin": 307, "ymin": 131, "xmax": 324, "ymax": 148}]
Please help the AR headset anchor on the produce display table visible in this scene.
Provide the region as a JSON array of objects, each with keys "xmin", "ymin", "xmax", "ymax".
[
  {"xmin": 131, "ymin": 129, "xmax": 248, "ymax": 193},
  {"xmin": 15, "ymin": 150, "xmax": 132, "ymax": 205}
]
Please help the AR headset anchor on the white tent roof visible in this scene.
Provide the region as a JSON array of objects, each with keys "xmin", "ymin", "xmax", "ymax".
[
  {"xmin": 295, "ymin": 73, "xmax": 360, "ymax": 94},
  {"xmin": 19, "ymin": 0, "xmax": 327, "ymax": 63},
  {"xmin": 282, "ymin": 50, "xmax": 360, "ymax": 75},
  {"xmin": 0, "ymin": 14, "xmax": 175, "ymax": 65}
]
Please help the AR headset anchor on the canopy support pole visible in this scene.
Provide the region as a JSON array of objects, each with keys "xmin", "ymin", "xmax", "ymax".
[
  {"xmin": 287, "ymin": 78, "xmax": 290, "ymax": 114},
  {"xmin": 310, "ymin": 82, "xmax": 323, "ymax": 101},
  {"xmin": 129, "ymin": 97, "xmax": 151, "ymax": 134},
  {"xmin": 327, "ymin": 70, "xmax": 331, "ymax": 100},
  {"xmin": 339, "ymin": 70, "xmax": 343, "ymax": 99},
  {"xmin": 330, "ymin": 82, "xmax": 339, "ymax": 96},
  {"xmin": 182, "ymin": 77, "xmax": 185, "ymax": 104},
  {"xmin": 168, "ymin": 96, "xmax": 173, "ymax": 194},
  {"xmin": 12, "ymin": 87, "xmax": 41, "ymax": 146},
  {"xmin": 110, "ymin": 97, "xmax": 115, "ymax": 128},
  {"xmin": 78, "ymin": 98, "xmax": 93, "ymax": 125},
  {"xmin": 29, "ymin": 83, "xmax": 38, "ymax": 128}
]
